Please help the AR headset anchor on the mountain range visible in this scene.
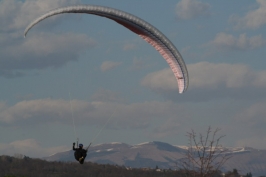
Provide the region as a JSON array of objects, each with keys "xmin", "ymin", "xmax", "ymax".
[{"xmin": 43, "ymin": 141, "xmax": 266, "ymax": 176}]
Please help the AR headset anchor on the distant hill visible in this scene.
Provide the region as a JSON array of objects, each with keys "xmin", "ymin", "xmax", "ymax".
[
  {"xmin": 44, "ymin": 142, "xmax": 185, "ymax": 168},
  {"xmin": 43, "ymin": 141, "xmax": 266, "ymax": 176}
]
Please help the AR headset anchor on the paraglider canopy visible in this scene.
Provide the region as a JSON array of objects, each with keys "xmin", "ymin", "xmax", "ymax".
[{"xmin": 24, "ymin": 5, "xmax": 189, "ymax": 93}]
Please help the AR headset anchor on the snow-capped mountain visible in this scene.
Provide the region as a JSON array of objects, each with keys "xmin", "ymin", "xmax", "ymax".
[{"xmin": 43, "ymin": 141, "xmax": 266, "ymax": 176}]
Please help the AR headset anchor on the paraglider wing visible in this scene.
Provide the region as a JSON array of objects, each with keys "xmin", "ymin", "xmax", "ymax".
[{"xmin": 24, "ymin": 5, "xmax": 189, "ymax": 93}]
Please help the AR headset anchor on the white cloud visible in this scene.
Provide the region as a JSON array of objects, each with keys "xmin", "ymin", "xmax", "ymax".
[
  {"xmin": 209, "ymin": 33, "xmax": 265, "ymax": 51},
  {"xmin": 0, "ymin": 0, "xmax": 96, "ymax": 78},
  {"xmin": 141, "ymin": 68, "xmax": 177, "ymax": 91},
  {"xmin": 0, "ymin": 0, "xmax": 80, "ymax": 31},
  {"xmin": 235, "ymin": 102, "xmax": 266, "ymax": 124},
  {"xmin": 230, "ymin": 0, "xmax": 266, "ymax": 29},
  {"xmin": 175, "ymin": 0, "xmax": 210, "ymax": 20},
  {"xmin": 8, "ymin": 99, "xmax": 106, "ymax": 126},
  {"xmin": 141, "ymin": 62, "xmax": 266, "ymax": 91},
  {"xmin": 0, "ymin": 32, "xmax": 96, "ymax": 77},
  {"xmin": 112, "ymin": 101, "xmax": 184, "ymax": 129},
  {"xmin": 123, "ymin": 43, "xmax": 136, "ymax": 51},
  {"xmin": 0, "ymin": 99, "xmax": 92, "ymax": 123},
  {"xmin": 0, "ymin": 139, "xmax": 69, "ymax": 157},
  {"xmin": 0, "ymin": 98, "xmax": 185, "ymax": 129},
  {"xmin": 130, "ymin": 57, "xmax": 150, "ymax": 71},
  {"xmin": 188, "ymin": 62, "xmax": 260, "ymax": 89},
  {"xmin": 100, "ymin": 61, "xmax": 122, "ymax": 72},
  {"xmin": 91, "ymin": 88, "xmax": 124, "ymax": 103}
]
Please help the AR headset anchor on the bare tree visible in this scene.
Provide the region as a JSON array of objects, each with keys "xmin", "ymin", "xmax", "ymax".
[{"xmin": 177, "ymin": 126, "xmax": 231, "ymax": 177}]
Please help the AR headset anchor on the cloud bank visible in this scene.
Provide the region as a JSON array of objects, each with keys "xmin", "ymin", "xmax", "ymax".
[
  {"xmin": 101, "ymin": 61, "xmax": 122, "ymax": 72},
  {"xmin": 0, "ymin": 0, "xmax": 80, "ymax": 31},
  {"xmin": 0, "ymin": 139, "xmax": 69, "ymax": 157},
  {"xmin": 0, "ymin": 0, "xmax": 96, "ymax": 78},
  {"xmin": 0, "ymin": 98, "xmax": 186, "ymax": 130},
  {"xmin": 230, "ymin": 0, "xmax": 266, "ymax": 29},
  {"xmin": 175, "ymin": 0, "xmax": 210, "ymax": 20},
  {"xmin": 209, "ymin": 33, "xmax": 265, "ymax": 51},
  {"xmin": 141, "ymin": 62, "xmax": 266, "ymax": 101}
]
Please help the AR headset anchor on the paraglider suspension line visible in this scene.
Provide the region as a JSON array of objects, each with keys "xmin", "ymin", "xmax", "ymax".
[
  {"xmin": 87, "ymin": 106, "xmax": 117, "ymax": 149},
  {"xmin": 69, "ymin": 92, "xmax": 78, "ymax": 141}
]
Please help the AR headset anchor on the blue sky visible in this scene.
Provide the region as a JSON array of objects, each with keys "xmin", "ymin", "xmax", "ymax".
[{"xmin": 1, "ymin": 0, "xmax": 266, "ymax": 158}]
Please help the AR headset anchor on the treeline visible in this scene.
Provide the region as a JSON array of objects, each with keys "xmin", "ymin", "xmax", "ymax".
[
  {"xmin": 1, "ymin": 155, "xmax": 176, "ymax": 177},
  {"xmin": 0, "ymin": 155, "xmax": 251, "ymax": 177}
]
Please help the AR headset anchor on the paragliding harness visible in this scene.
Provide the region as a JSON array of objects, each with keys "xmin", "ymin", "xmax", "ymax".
[
  {"xmin": 72, "ymin": 106, "xmax": 116, "ymax": 164},
  {"xmin": 73, "ymin": 139, "xmax": 92, "ymax": 164},
  {"xmin": 69, "ymin": 92, "xmax": 117, "ymax": 164}
]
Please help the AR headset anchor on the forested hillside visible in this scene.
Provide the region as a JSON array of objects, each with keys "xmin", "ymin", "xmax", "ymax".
[
  {"xmin": 0, "ymin": 155, "xmax": 247, "ymax": 177},
  {"xmin": 0, "ymin": 155, "xmax": 182, "ymax": 177}
]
